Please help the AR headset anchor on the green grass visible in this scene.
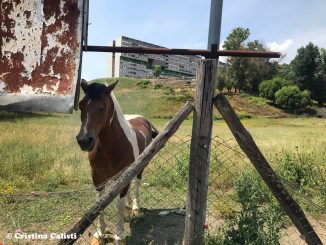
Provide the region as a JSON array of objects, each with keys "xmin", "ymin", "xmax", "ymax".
[
  {"xmin": 0, "ymin": 77, "xmax": 325, "ymax": 243},
  {"xmin": 91, "ymin": 77, "xmax": 186, "ymax": 118}
]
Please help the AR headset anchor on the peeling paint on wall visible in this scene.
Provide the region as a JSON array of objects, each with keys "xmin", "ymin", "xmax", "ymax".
[{"xmin": 0, "ymin": 0, "xmax": 83, "ymax": 113}]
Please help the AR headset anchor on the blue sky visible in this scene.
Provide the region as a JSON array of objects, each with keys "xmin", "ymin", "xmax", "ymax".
[{"xmin": 81, "ymin": 0, "xmax": 326, "ymax": 80}]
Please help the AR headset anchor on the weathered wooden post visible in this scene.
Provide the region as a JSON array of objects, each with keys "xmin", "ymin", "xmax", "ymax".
[
  {"xmin": 184, "ymin": 0, "xmax": 223, "ymax": 244},
  {"xmin": 184, "ymin": 59, "xmax": 217, "ymax": 245}
]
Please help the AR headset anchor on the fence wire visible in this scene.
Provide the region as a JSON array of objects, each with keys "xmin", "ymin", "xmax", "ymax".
[{"xmin": 0, "ymin": 135, "xmax": 325, "ymax": 245}]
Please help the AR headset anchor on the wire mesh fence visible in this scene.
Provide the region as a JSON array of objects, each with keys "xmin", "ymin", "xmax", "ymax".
[{"xmin": 0, "ymin": 135, "xmax": 325, "ymax": 245}]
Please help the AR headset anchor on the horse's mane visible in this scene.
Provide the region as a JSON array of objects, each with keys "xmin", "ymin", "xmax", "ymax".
[{"xmin": 86, "ymin": 83, "xmax": 106, "ymax": 99}]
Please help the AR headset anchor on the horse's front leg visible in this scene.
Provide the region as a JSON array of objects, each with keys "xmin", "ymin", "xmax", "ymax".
[
  {"xmin": 114, "ymin": 186, "xmax": 129, "ymax": 244},
  {"xmin": 91, "ymin": 189, "xmax": 107, "ymax": 245},
  {"xmin": 131, "ymin": 176, "xmax": 141, "ymax": 216}
]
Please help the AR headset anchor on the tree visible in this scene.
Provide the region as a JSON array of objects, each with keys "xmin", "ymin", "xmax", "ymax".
[
  {"xmin": 315, "ymin": 48, "xmax": 326, "ymax": 105},
  {"xmin": 259, "ymin": 77, "xmax": 290, "ymax": 102},
  {"xmin": 246, "ymin": 40, "xmax": 278, "ymax": 93},
  {"xmin": 276, "ymin": 63, "xmax": 294, "ymax": 81},
  {"xmin": 218, "ymin": 66, "xmax": 236, "ymax": 93},
  {"xmin": 275, "ymin": 85, "xmax": 311, "ymax": 113},
  {"xmin": 225, "ymin": 79, "xmax": 233, "ymax": 93},
  {"xmin": 291, "ymin": 42, "xmax": 326, "ymax": 104},
  {"xmin": 223, "ymin": 27, "xmax": 250, "ymax": 50},
  {"xmin": 292, "ymin": 42, "xmax": 320, "ymax": 90},
  {"xmin": 217, "ymin": 73, "xmax": 226, "ymax": 92},
  {"xmin": 153, "ymin": 65, "xmax": 162, "ymax": 77},
  {"xmin": 223, "ymin": 27, "xmax": 250, "ymax": 92},
  {"xmin": 222, "ymin": 28, "xmax": 276, "ymax": 93}
]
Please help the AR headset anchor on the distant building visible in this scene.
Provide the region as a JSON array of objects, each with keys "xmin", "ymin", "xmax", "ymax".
[{"xmin": 108, "ymin": 36, "xmax": 202, "ymax": 78}]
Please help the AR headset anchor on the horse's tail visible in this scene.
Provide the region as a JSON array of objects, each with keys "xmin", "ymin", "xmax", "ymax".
[{"xmin": 151, "ymin": 124, "xmax": 159, "ymax": 139}]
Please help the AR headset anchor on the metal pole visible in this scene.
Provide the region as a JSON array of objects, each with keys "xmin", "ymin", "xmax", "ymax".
[
  {"xmin": 207, "ymin": 0, "xmax": 224, "ymax": 50},
  {"xmin": 82, "ymin": 46, "xmax": 281, "ymax": 58}
]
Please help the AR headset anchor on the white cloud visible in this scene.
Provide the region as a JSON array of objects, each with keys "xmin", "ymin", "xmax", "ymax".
[
  {"xmin": 266, "ymin": 26, "xmax": 326, "ymax": 64},
  {"xmin": 267, "ymin": 39, "xmax": 294, "ymax": 52},
  {"xmin": 266, "ymin": 39, "xmax": 294, "ymax": 63}
]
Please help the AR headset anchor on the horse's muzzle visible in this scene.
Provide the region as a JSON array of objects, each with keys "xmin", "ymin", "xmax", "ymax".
[{"xmin": 76, "ymin": 136, "xmax": 96, "ymax": 151}]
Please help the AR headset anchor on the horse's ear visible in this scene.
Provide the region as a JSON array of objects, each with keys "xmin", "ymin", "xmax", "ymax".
[
  {"xmin": 81, "ymin": 79, "xmax": 88, "ymax": 93},
  {"xmin": 106, "ymin": 80, "xmax": 119, "ymax": 94}
]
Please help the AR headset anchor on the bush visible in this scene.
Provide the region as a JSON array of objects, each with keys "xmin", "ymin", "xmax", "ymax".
[
  {"xmin": 136, "ymin": 80, "xmax": 151, "ymax": 89},
  {"xmin": 153, "ymin": 65, "xmax": 162, "ymax": 77},
  {"xmin": 275, "ymin": 85, "xmax": 311, "ymax": 113},
  {"xmin": 277, "ymin": 151, "xmax": 322, "ymax": 190},
  {"xmin": 259, "ymin": 77, "xmax": 290, "ymax": 101},
  {"xmin": 219, "ymin": 171, "xmax": 286, "ymax": 245}
]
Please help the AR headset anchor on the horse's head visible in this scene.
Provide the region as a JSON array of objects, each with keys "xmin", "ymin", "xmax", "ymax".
[{"xmin": 76, "ymin": 79, "xmax": 118, "ymax": 151}]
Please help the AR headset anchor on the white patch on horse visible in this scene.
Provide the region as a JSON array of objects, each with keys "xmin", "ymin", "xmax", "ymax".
[
  {"xmin": 132, "ymin": 178, "xmax": 141, "ymax": 211},
  {"xmin": 124, "ymin": 114, "xmax": 143, "ymax": 120},
  {"xmin": 139, "ymin": 130, "xmax": 147, "ymax": 147},
  {"xmin": 115, "ymin": 196, "xmax": 126, "ymax": 240},
  {"xmin": 111, "ymin": 94, "xmax": 139, "ymax": 160}
]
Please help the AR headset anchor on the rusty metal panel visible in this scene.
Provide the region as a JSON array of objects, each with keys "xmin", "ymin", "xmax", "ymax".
[{"xmin": 0, "ymin": 0, "xmax": 84, "ymax": 113}]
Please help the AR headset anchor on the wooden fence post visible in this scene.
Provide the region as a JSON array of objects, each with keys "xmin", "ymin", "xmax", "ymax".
[
  {"xmin": 184, "ymin": 59, "xmax": 217, "ymax": 245},
  {"xmin": 213, "ymin": 93, "xmax": 322, "ymax": 245}
]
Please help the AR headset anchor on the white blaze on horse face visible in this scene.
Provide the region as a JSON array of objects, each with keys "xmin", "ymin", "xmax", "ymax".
[
  {"xmin": 83, "ymin": 99, "xmax": 92, "ymax": 135},
  {"xmin": 111, "ymin": 94, "xmax": 139, "ymax": 160},
  {"xmin": 83, "ymin": 112, "xmax": 89, "ymax": 135}
]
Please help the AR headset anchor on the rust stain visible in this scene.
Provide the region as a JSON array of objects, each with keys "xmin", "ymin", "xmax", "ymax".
[{"xmin": 0, "ymin": 0, "xmax": 82, "ymax": 95}]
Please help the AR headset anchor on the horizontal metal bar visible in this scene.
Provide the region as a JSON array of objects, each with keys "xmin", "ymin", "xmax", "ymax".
[{"xmin": 83, "ymin": 45, "xmax": 281, "ymax": 58}]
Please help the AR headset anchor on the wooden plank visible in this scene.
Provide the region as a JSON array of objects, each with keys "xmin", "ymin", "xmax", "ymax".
[
  {"xmin": 213, "ymin": 93, "xmax": 322, "ymax": 245},
  {"xmin": 57, "ymin": 102, "xmax": 194, "ymax": 245},
  {"xmin": 184, "ymin": 59, "xmax": 217, "ymax": 245}
]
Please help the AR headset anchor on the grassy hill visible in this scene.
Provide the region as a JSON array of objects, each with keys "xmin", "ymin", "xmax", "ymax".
[{"xmin": 91, "ymin": 77, "xmax": 289, "ymax": 119}]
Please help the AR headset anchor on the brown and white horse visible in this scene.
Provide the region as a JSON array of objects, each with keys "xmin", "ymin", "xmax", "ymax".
[{"xmin": 76, "ymin": 80, "xmax": 158, "ymax": 244}]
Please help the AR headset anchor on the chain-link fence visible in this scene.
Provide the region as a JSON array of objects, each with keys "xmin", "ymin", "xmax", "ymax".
[{"xmin": 0, "ymin": 135, "xmax": 325, "ymax": 244}]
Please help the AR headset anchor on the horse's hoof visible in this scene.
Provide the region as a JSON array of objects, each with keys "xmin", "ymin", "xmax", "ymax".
[
  {"xmin": 91, "ymin": 236, "xmax": 104, "ymax": 245},
  {"xmin": 132, "ymin": 208, "xmax": 140, "ymax": 216},
  {"xmin": 113, "ymin": 240, "xmax": 126, "ymax": 245},
  {"xmin": 113, "ymin": 235, "xmax": 126, "ymax": 245}
]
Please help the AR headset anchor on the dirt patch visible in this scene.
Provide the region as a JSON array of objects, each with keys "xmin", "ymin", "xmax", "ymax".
[
  {"xmin": 127, "ymin": 208, "xmax": 185, "ymax": 245},
  {"xmin": 280, "ymin": 217, "xmax": 326, "ymax": 245}
]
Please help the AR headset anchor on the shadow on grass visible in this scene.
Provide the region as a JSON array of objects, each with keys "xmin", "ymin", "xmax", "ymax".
[
  {"xmin": 0, "ymin": 111, "xmax": 60, "ymax": 122},
  {"xmin": 127, "ymin": 208, "xmax": 185, "ymax": 245}
]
